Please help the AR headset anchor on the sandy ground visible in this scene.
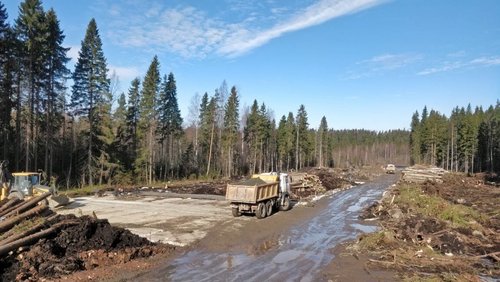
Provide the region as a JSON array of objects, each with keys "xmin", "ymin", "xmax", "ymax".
[{"xmin": 57, "ymin": 194, "xmax": 239, "ymax": 246}]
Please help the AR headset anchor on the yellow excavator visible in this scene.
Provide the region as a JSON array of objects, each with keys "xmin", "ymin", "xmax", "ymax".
[{"xmin": 0, "ymin": 161, "xmax": 69, "ymax": 207}]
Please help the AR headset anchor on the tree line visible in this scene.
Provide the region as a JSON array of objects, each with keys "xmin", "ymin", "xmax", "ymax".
[
  {"xmin": 0, "ymin": 0, "xmax": 411, "ymax": 188},
  {"xmin": 410, "ymin": 102, "xmax": 500, "ymax": 173}
]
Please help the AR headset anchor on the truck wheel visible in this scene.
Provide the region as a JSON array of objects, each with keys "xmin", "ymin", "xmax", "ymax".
[
  {"xmin": 255, "ymin": 202, "xmax": 266, "ymax": 219},
  {"xmin": 232, "ymin": 207, "xmax": 241, "ymax": 217},
  {"xmin": 279, "ymin": 195, "xmax": 291, "ymax": 211},
  {"xmin": 265, "ymin": 201, "xmax": 273, "ymax": 217}
]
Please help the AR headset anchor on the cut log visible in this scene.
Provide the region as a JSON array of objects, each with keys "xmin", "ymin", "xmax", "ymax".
[
  {"xmin": 0, "ymin": 198, "xmax": 9, "ymax": 208},
  {"xmin": 0, "ymin": 201, "xmax": 26, "ymax": 219},
  {"xmin": 0, "ymin": 214, "xmax": 58, "ymax": 245},
  {"xmin": 0, "ymin": 198, "xmax": 22, "ymax": 214},
  {"xmin": 0, "ymin": 204, "xmax": 48, "ymax": 233},
  {"xmin": 2, "ymin": 192, "xmax": 51, "ymax": 219},
  {"xmin": 0, "ymin": 219, "xmax": 78, "ymax": 257}
]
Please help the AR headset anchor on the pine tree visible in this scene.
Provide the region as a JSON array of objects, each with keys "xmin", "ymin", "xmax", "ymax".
[
  {"xmin": 70, "ymin": 18, "xmax": 110, "ymax": 186},
  {"xmin": 137, "ymin": 56, "xmax": 160, "ymax": 184},
  {"xmin": 222, "ymin": 86, "xmax": 239, "ymax": 177},
  {"xmin": 409, "ymin": 111, "xmax": 421, "ymax": 165}
]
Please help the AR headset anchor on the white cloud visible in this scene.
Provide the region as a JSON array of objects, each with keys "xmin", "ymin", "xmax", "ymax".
[
  {"xmin": 110, "ymin": 0, "xmax": 386, "ymax": 58},
  {"xmin": 360, "ymin": 53, "xmax": 422, "ymax": 70},
  {"xmin": 108, "ymin": 65, "xmax": 141, "ymax": 81},
  {"xmin": 417, "ymin": 56, "xmax": 500, "ymax": 75},
  {"xmin": 470, "ymin": 56, "xmax": 500, "ymax": 66},
  {"xmin": 343, "ymin": 53, "xmax": 422, "ymax": 79},
  {"xmin": 219, "ymin": 0, "xmax": 385, "ymax": 57}
]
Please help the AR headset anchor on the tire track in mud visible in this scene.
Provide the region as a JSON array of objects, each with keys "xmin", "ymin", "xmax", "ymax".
[{"xmin": 137, "ymin": 174, "xmax": 398, "ymax": 282}]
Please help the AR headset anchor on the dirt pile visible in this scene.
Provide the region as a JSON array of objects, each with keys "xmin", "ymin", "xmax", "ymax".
[
  {"xmin": 0, "ymin": 210, "xmax": 174, "ymax": 281},
  {"xmin": 353, "ymin": 173, "xmax": 500, "ymax": 280}
]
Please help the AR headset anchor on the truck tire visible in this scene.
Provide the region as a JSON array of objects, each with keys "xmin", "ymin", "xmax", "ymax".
[
  {"xmin": 232, "ymin": 207, "xmax": 241, "ymax": 217},
  {"xmin": 279, "ymin": 195, "xmax": 291, "ymax": 211},
  {"xmin": 255, "ymin": 202, "xmax": 266, "ymax": 219},
  {"xmin": 265, "ymin": 200, "xmax": 273, "ymax": 217}
]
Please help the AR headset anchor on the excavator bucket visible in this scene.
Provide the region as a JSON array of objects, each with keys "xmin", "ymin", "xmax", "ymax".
[
  {"xmin": 49, "ymin": 194, "xmax": 70, "ymax": 207},
  {"xmin": 32, "ymin": 186, "xmax": 70, "ymax": 207}
]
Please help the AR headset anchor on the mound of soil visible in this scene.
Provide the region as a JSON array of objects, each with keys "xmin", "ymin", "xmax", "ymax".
[{"xmin": 0, "ymin": 214, "xmax": 174, "ymax": 281}]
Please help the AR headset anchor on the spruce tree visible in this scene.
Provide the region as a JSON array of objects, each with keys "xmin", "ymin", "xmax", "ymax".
[
  {"xmin": 43, "ymin": 8, "xmax": 69, "ymax": 177},
  {"xmin": 295, "ymin": 104, "xmax": 309, "ymax": 170},
  {"xmin": 112, "ymin": 92, "xmax": 127, "ymax": 169},
  {"xmin": 244, "ymin": 100, "xmax": 260, "ymax": 174},
  {"xmin": 15, "ymin": 0, "xmax": 48, "ymax": 170},
  {"xmin": 70, "ymin": 18, "xmax": 110, "ymax": 186},
  {"xmin": 157, "ymin": 72, "xmax": 183, "ymax": 178},
  {"xmin": 123, "ymin": 78, "xmax": 141, "ymax": 170},
  {"xmin": 318, "ymin": 116, "xmax": 328, "ymax": 167},
  {"xmin": 285, "ymin": 112, "xmax": 295, "ymax": 170},
  {"xmin": 409, "ymin": 111, "xmax": 421, "ymax": 164},
  {"xmin": 0, "ymin": 1, "xmax": 14, "ymax": 161},
  {"xmin": 222, "ymin": 86, "xmax": 239, "ymax": 177},
  {"xmin": 137, "ymin": 56, "xmax": 160, "ymax": 183}
]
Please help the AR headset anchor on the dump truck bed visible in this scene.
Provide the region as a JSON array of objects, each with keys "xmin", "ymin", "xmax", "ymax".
[{"xmin": 226, "ymin": 180, "xmax": 279, "ymax": 204}]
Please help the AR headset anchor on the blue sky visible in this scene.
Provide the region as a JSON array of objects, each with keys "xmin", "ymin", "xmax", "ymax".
[{"xmin": 3, "ymin": 0, "xmax": 500, "ymax": 130}]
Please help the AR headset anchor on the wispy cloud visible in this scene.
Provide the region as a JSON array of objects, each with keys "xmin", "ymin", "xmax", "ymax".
[
  {"xmin": 220, "ymin": 0, "xmax": 386, "ymax": 57},
  {"xmin": 344, "ymin": 53, "xmax": 422, "ymax": 79},
  {"xmin": 108, "ymin": 65, "xmax": 141, "ymax": 81},
  {"xmin": 417, "ymin": 55, "xmax": 500, "ymax": 75},
  {"xmin": 108, "ymin": 0, "xmax": 386, "ymax": 59}
]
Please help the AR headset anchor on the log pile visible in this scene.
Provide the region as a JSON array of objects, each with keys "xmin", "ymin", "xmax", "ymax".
[
  {"xmin": 289, "ymin": 169, "xmax": 356, "ymax": 199},
  {"xmin": 402, "ymin": 165, "xmax": 447, "ymax": 183},
  {"xmin": 0, "ymin": 193, "xmax": 66, "ymax": 256},
  {"xmin": 289, "ymin": 173, "xmax": 326, "ymax": 199}
]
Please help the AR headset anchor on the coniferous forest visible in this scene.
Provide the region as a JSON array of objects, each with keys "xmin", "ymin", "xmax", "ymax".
[
  {"xmin": 0, "ymin": 0, "xmax": 497, "ymax": 189},
  {"xmin": 410, "ymin": 103, "xmax": 500, "ymax": 173}
]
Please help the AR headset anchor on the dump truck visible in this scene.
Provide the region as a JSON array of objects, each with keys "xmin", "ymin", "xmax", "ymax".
[{"xmin": 226, "ymin": 172, "xmax": 292, "ymax": 219}]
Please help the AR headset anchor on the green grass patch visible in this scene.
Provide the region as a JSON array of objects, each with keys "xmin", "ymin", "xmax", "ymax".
[{"xmin": 395, "ymin": 184, "xmax": 487, "ymax": 228}]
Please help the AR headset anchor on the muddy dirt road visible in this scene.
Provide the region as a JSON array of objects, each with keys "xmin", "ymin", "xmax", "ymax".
[{"xmin": 134, "ymin": 174, "xmax": 398, "ymax": 282}]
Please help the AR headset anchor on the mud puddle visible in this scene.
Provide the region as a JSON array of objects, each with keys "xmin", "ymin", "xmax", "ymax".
[{"xmin": 137, "ymin": 175, "xmax": 398, "ymax": 282}]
